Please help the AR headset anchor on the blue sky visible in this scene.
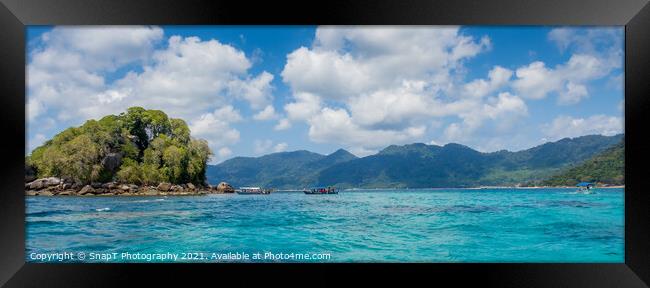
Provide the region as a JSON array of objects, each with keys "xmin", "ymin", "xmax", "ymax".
[{"xmin": 26, "ymin": 26, "xmax": 624, "ymax": 163}]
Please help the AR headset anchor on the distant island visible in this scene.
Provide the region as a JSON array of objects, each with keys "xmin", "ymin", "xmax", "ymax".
[
  {"xmin": 25, "ymin": 107, "xmax": 235, "ymax": 196},
  {"xmin": 207, "ymin": 134, "xmax": 624, "ymax": 189}
]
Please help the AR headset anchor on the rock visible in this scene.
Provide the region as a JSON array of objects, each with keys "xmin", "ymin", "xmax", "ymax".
[
  {"xmin": 101, "ymin": 153, "xmax": 122, "ymax": 173},
  {"xmin": 26, "ymin": 190, "xmax": 38, "ymax": 196},
  {"xmin": 27, "ymin": 177, "xmax": 61, "ymax": 190},
  {"xmin": 71, "ymin": 182, "xmax": 83, "ymax": 190},
  {"xmin": 119, "ymin": 184, "xmax": 130, "ymax": 191},
  {"xmin": 186, "ymin": 183, "xmax": 195, "ymax": 190},
  {"xmin": 102, "ymin": 182, "xmax": 116, "ymax": 189},
  {"xmin": 157, "ymin": 182, "xmax": 172, "ymax": 192},
  {"xmin": 91, "ymin": 182, "xmax": 102, "ymax": 189},
  {"xmin": 170, "ymin": 185, "xmax": 183, "ymax": 192},
  {"xmin": 44, "ymin": 177, "xmax": 61, "ymax": 186},
  {"xmin": 39, "ymin": 191, "xmax": 54, "ymax": 196},
  {"xmin": 62, "ymin": 183, "xmax": 72, "ymax": 190},
  {"xmin": 216, "ymin": 182, "xmax": 235, "ymax": 193},
  {"xmin": 58, "ymin": 191, "xmax": 71, "ymax": 196},
  {"xmin": 27, "ymin": 180, "xmax": 44, "ymax": 190},
  {"xmin": 128, "ymin": 184, "xmax": 138, "ymax": 191},
  {"xmin": 94, "ymin": 188, "xmax": 108, "ymax": 194},
  {"xmin": 144, "ymin": 189, "xmax": 159, "ymax": 196},
  {"xmin": 79, "ymin": 185, "xmax": 95, "ymax": 195}
]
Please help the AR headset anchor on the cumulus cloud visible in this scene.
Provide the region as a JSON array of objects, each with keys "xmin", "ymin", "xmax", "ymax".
[
  {"xmin": 307, "ymin": 107, "xmax": 426, "ymax": 152},
  {"xmin": 274, "ymin": 118, "xmax": 292, "ymax": 131},
  {"xmin": 281, "ymin": 26, "xmax": 492, "ymax": 153},
  {"xmin": 462, "ymin": 66, "xmax": 512, "ymax": 99},
  {"xmin": 189, "ymin": 106, "xmax": 243, "ymax": 162},
  {"xmin": 443, "ymin": 92, "xmax": 528, "ymax": 143},
  {"xmin": 513, "ymin": 27, "xmax": 622, "ymax": 105},
  {"xmin": 253, "ymin": 105, "xmax": 278, "ymax": 121},
  {"xmin": 542, "ymin": 115, "xmax": 623, "ymax": 141},
  {"xmin": 253, "ymin": 139, "xmax": 289, "ymax": 154}
]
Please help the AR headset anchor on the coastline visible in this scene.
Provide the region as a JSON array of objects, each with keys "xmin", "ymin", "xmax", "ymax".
[
  {"xmin": 25, "ymin": 177, "xmax": 235, "ymax": 197},
  {"xmin": 25, "ymin": 177, "xmax": 625, "ymax": 196}
]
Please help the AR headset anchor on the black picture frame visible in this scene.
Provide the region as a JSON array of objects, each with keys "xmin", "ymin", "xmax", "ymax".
[{"xmin": 1, "ymin": 0, "xmax": 649, "ymax": 287}]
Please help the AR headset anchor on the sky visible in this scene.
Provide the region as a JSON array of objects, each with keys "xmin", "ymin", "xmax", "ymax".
[{"xmin": 26, "ymin": 26, "xmax": 624, "ymax": 164}]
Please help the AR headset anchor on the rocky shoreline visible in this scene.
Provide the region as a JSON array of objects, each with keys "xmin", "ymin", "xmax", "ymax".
[{"xmin": 25, "ymin": 177, "xmax": 236, "ymax": 196}]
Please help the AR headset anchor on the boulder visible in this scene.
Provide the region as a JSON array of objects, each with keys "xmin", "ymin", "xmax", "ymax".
[
  {"xmin": 101, "ymin": 153, "xmax": 122, "ymax": 173},
  {"xmin": 58, "ymin": 191, "xmax": 71, "ymax": 196},
  {"xmin": 27, "ymin": 180, "xmax": 45, "ymax": 190},
  {"xmin": 25, "ymin": 190, "xmax": 38, "ymax": 196},
  {"xmin": 102, "ymin": 182, "xmax": 117, "ymax": 189},
  {"xmin": 186, "ymin": 183, "xmax": 196, "ymax": 190},
  {"xmin": 27, "ymin": 177, "xmax": 61, "ymax": 190},
  {"xmin": 91, "ymin": 182, "xmax": 102, "ymax": 189},
  {"xmin": 216, "ymin": 182, "xmax": 235, "ymax": 193},
  {"xmin": 62, "ymin": 183, "xmax": 72, "ymax": 190},
  {"xmin": 157, "ymin": 182, "xmax": 172, "ymax": 192},
  {"xmin": 119, "ymin": 184, "xmax": 131, "ymax": 191},
  {"xmin": 39, "ymin": 191, "xmax": 54, "ymax": 196},
  {"xmin": 128, "ymin": 184, "xmax": 138, "ymax": 191},
  {"xmin": 79, "ymin": 185, "xmax": 95, "ymax": 195},
  {"xmin": 144, "ymin": 189, "xmax": 159, "ymax": 196}
]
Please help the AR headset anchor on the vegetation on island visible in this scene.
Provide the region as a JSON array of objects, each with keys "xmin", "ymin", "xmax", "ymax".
[
  {"xmin": 207, "ymin": 134, "xmax": 623, "ymax": 189},
  {"xmin": 26, "ymin": 107, "xmax": 212, "ymax": 186},
  {"xmin": 533, "ymin": 140, "xmax": 624, "ymax": 186}
]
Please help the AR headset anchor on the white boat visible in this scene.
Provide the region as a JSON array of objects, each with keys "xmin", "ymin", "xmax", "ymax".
[{"xmin": 576, "ymin": 182, "xmax": 596, "ymax": 194}]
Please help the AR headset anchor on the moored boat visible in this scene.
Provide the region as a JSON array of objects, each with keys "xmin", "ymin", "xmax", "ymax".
[
  {"xmin": 576, "ymin": 182, "xmax": 596, "ymax": 194},
  {"xmin": 303, "ymin": 187, "xmax": 338, "ymax": 194},
  {"xmin": 236, "ymin": 187, "xmax": 272, "ymax": 195}
]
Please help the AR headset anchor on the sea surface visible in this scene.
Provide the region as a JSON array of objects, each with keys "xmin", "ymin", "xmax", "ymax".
[{"xmin": 25, "ymin": 188, "xmax": 624, "ymax": 263}]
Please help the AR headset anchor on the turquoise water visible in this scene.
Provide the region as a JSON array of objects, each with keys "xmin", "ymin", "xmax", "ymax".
[{"xmin": 25, "ymin": 188, "xmax": 624, "ymax": 263}]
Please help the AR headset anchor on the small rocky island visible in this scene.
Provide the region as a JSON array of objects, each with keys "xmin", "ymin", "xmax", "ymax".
[{"xmin": 25, "ymin": 107, "xmax": 236, "ymax": 196}]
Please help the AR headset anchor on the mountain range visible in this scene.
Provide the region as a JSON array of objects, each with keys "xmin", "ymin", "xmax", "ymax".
[{"xmin": 206, "ymin": 134, "xmax": 623, "ymax": 189}]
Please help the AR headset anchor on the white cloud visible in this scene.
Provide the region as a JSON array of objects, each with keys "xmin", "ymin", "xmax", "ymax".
[
  {"xmin": 512, "ymin": 61, "xmax": 562, "ymax": 100},
  {"xmin": 273, "ymin": 142, "xmax": 289, "ymax": 152},
  {"xmin": 274, "ymin": 118, "xmax": 292, "ymax": 131},
  {"xmin": 253, "ymin": 139, "xmax": 289, "ymax": 154},
  {"xmin": 217, "ymin": 147, "xmax": 233, "ymax": 158},
  {"xmin": 189, "ymin": 106, "xmax": 242, "ymax": 163},
  {"xmin": 228, "ymin": 71, "xmax": 274, "ymax": 110},
  {"xmin": 307, "ymin": 107, "xmax": 426, "ymax": 151},
  {"xmin": 443, "ymin": 92, "xmax": 528, "ymax": 143},
  {"xmin": 281, "ymin": 26, "xmax": 492, "ymax": 153},
  {"xmin": 253, "ymin": 105, "xmax": 278, "ymax": 121},
  {"xmin": 462, "ymin": 66, "xmax": 512, "ymax": 98},
  {"xmin": 513, "ymin": 28, "xmax": 622, "ymax": 105},
  {"xmin": 542, "ymin": 115, "xmax": 623, "ymax": 141},
  {"xmin": 548, "ymin": 27, "xmax": 622, "ymax": 55}
]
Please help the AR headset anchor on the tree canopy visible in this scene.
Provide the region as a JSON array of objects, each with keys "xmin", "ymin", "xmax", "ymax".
[{"xmin": 26, "ymin": 107, "xmax": 212, "ymax": 185}]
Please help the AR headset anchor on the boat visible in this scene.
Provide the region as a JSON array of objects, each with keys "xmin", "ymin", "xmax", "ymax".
[
  {"xmin": 576, "ymin": 182, "xmax": 596, "ymax": 194},
  {"xmin": 236, "ymin": 187, "xmax": 272, "ymax": 195},
  {"xmin": 303, "ymin": 186, "xmax": 338, "ymax": 194}
]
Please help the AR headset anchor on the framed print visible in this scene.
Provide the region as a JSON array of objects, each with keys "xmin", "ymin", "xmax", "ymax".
[{"xmin": 1, "ymin": 0, "xmax": 649, "ymax": 287}]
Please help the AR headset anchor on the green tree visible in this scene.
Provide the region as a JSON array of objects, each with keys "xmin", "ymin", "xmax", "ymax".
[{"xmin": 28, "ymin": 107, "xmax": 212, "ymax": 185}]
